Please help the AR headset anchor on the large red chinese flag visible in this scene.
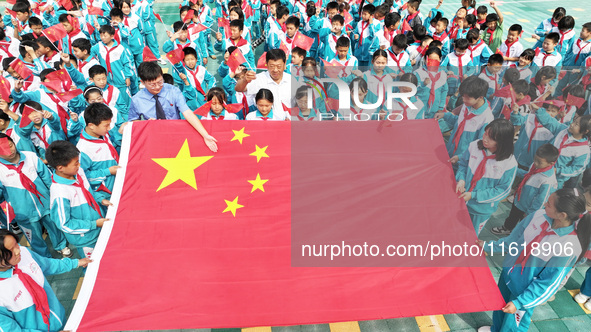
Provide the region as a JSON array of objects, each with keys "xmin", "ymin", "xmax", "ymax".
[
  {"xmin": 166, "ymin": 48, "xmax": 185, "ymax": 65},
  {"xmin": 66, "ymin": 121, "xmax": 504, "ymax": 331},
  {"xmin": 43, "ymin": 24, "xmax": 67, "ymax": 43},
  {"xmin": 9, "ymin": 58, "xmax": 33, "ymax": 80},
  {"xmin": 142, "ymin": 46, "xmax": 158, "ymax": 62}
]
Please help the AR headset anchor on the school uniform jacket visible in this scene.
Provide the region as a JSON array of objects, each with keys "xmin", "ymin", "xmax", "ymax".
[
  {"xmin": 485, "ymin": 209, "xmax": 581, "ymax": 310},
  {"xmin": 514, "ymin": 165, "xmax": 557, "ymax": 215},
  {"xmin": 444, "ymin": 102, "xmax": 494, "ymax": 158},
  {"xmin": 0, "ymin": 151, "xmax": 52, "ymax": 222},
  {"xmin": 77, "ymin": 131, "xmax": 119, "ymax": 193},
  {"xmin": 50, "ymin": 170, "xmax": 106, "ymax": 247},
  {"xmin": 0, "ymin": 247, "xmax": 79, "ymax": 332},
  {"xmin": 90, "ymin": 40, "xmax": 134, "ymax": 88},
  {"xmin": 512, "ymin": 113, "xmax": 555, "ymax": 168}
]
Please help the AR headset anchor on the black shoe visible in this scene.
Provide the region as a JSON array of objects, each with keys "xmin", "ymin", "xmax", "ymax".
[
  {"xmin": 491, "ymin": 226, "xmax": 511, "ymax": 236},
  {"xmin": 11, "ymin": 224, "xmax": 23, "ymax": 234}
]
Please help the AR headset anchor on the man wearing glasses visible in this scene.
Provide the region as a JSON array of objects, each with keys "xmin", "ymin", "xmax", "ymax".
[
  {"xmin": 234, "ymin": 49, "xmax": 292, "ymax": 120},
  {"xmin": 128, "ymin": 62, "xmax": 218, "ymax": 152}
]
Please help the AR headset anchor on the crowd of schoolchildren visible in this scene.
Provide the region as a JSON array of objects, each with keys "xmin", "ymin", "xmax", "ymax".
[{"xmin": 1, "ymin": 0, "xmax": 591, "ymax": 331}]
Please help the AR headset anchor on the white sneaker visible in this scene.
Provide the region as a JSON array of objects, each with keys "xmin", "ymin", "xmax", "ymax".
[
  {"xmin": 58, "ymin": 247, "xmax": 73, "ymax": 258},
  {"xmin": 478, "ymin": 326, "xmax": 491, "ymax": 332},
  {"xmin": 585, "ymin": 300, "xmax": 591, "ymax": 311},
  {"xmin": 158, "ymin": 57, "xmax": 167, "ymax": 65},
  {"xmin": 575, "ymin": 292, "xmax": 591, "ymax": 304}
]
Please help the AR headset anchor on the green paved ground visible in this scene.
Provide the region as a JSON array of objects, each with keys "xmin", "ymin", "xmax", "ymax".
[{"xmin": 7, "ymin": 0, "xmax": 591, "ymax": 330}]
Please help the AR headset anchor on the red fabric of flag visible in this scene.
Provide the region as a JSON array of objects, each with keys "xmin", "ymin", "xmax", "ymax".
[
  {"xmin": 46, "ymin": 69, "xmax": 73, "ymax": 91},
  {"xmin": 227, "ymin": 48, "xmax": 248, "ymax": 72},
  {"xmin": 257, "ymin": 52, "xmax": 267, "ymax": 69},
  {"xmin": 6, "ymin": 0, "xmax": 16, "ymax": 5},
  {"xmin": 223, "ymin": 103, "xmax": 243, "ymax": 114},
  {"xmin": 56, "ymin": 89, "xmax": 82, "ymax": 102},
  {"xmin": 154, "ymin": 13, "xmax": 164, "ymax": 24},
  {"xmin": 9, "ymin": 58, "xmax": 33, "ymax": 80},
  {"xmin": 190, "ymin": 24, "xmax": 208, "ymax": 35},
  {"xmin": 193, "ymin": 101, "xmax": 212, "ymax": 117},
  {"xmin": 42, "ymin": 80, "xmax": 64, "ymax": 93},
  {"xmin": 0, "ymin": 201, "xmax": 15, "ymax": 225},
  {"xmin": 87, "ymin": 6, "xmax": 104, "ymax": 16},
  {"xmin": 0, "ymin": 137, "xmax": 12, "ymax": 155},
  {"xmin": 293, "ymin": 33, "xmax": 314, "ymax": 50},
  {"xmin": 43, "ymin": 24, "xmax": 68, "ymax": 43},
  {"xmin": 0, "ymin": 77, "xmax": 11, "ymax": 101},
  {"xmin": 65, "ymin": 120, "xmax": 504, "ymax": 331},
  {"xmin": 19, "ymin": 105, "xmax": 39, "ymax": 128},
  {"xmin": 58, "ymin": 0, "xmax": 74, "ymax": 11},
  {"xmin": 142, "ymin": 46, "xmax": 158, "ymax": 62},
  {"xmin": 183, "ymin": 9, "xmax": 195, "ymax": 23},
  {"xmin": 166, "ymin": 48, "xmax": 185, "ymax": 65}
]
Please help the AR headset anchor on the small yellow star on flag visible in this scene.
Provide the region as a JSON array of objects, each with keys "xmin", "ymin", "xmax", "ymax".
[
  {"xmin": 250, "ymin": 145, "xmax": 269, "ymax": 162},
  {"xmin": 231, "ymin": 127, "xmax": 250, "ymax": 144},
  {"xmin": 247, "ymin": 173, "xmax": 268, "ymax": 193},
  {"xmin": 152, "ymin": 139, "xmax": 213, "ymax": 191},
  {"xmin": 223, "ymin": 196, "xmax": 244, "ymax": 217}
]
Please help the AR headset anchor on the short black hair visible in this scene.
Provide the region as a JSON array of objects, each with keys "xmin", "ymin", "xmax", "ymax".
[
  {"xmin": 1, "ymin": 57, "xmax": 15, "ymax": 71},
  {"xmin": 331, "ymin": 14, "xmax": 344, "ymax": 26},
  {"xmin": 454, "ymin": 38, "xmax": 469, "ymax": 51},
  {"xmin": 385, "ymin": 12, "xmax": 401, "ymax": 29},
  {"xmin": 512, "ymin": 79, "xmax": 529, "ymax": 95},
  {"xmin": 19, "ymin": 100, "xmax": 43, "ymax": 113},
  {"xmin": 407, "ymin": 0, "xmax": 420, "ymax": 10},
  {"xmin": 459, "ymin": 76, "xmax": 488, "ymax": 99},
  {"xmin": 336, "ymin": 36, "xmax": 350, "ymax": 49},
  {"xmin": 255, "ymin": 88, "xmax": 274, "ymax": 103},
  {"xmin": 99, "ymin": 24, "xmax": 115, "ymax": 36},
  {"xmin": 266, "ymin": 48, "xmax": 286, "ymax": 63},
  {"xmin": 276, "ymin": 5, "xmax": 289, "ymax": 19},
  {"xmin": 430, "ymin": 40, "xmax": 443, "ymax": 49},
  {"xmin": 503, "ymin": 67, "xmax": 520, "ymax": 85},
  {"xmin": 545, "ymin": 32, "xmax": 560, "ymax": 44},
  {"xmin": 509, "ymin": 24, "xmax": 522, "ymax": 34},
  {"xmin": 89, "ymin": 65, "xmax": 107, "ymax": 78},
  {"xmin": 173, "ymin": 21, "xmax": 188, "ymax": 32},
  {"xmin": 392, "ymin": 34, "xmax": 407, "ymax": 49},
  {"xmin": 326, "ymin": 1, "xmax": 339, "ymax": 11},
  {"xmin": 137, "ymin": 61, "xmax": 163, "ymax": 81},
  {"xmin": 487, "ymin": 53, "xmax": 504, "ymax": 65},
  {"xmin": 163, "ymin": 73, "xmax": 174, "ymax": 85},
  {"xmin": 39, "ymin": 68, "xmax": 55, "ymax": 82},
  {"xmin": 485, "ymin": 13, "xmax": 499, "ymax": 24},
  {"xmin": 12, "ymin": 1, "xmax": 30, "ymax": 13},
  {"xmin": 229, "ymin": 19, "xmax": 244, "ymax": 31},
  {"xmin": 520, "ymin": 48, "xmax": 535, "ymax": 61},
  {"xmin": 400, "ymin": 72, "xmax": 418, "ymax": 86},
  {"xmin": 72, "ymin": 38, "xmax": 91, "ymax": 53},
  {"xmin": 46, "ymin": 140, "xmax": 80, "ymax": 168},
  {"xmin": 466, "ymin": 28, "xmax": 480, "ymax": 42},
  {"xmin": 361, "ymin": 4, "xmax": 376, "ymax": 15},
  {"xmin": 111, "ymin": 8, "xmax": 124, "ymax": 19},
  {"xmin": 465, "ymin": 14, "xmax": 476, "ymax": 26},
  {"xmin": 438, "ymin": 18, "xmax": 449, "ymax": 28},
  {"xmin": 412, "ymin": 24, "xmax": 427, "ymax": 40},
  {"xmin": 291, "ymin": 46, "xmax": 307, "ymax": 58},
  {"xmin": 58, "ymin": 13, "xmax": 71, "ymax": 23},
  {"xmin": 28, "ymin": 16, "xmax": 43, "ymax": 27},
  {"xmin": 558, "ymin": 16, "xmax": 575, "ymax": 31},
  {"xmin": 36, "ymin": 36, "xmax": 56, "ymax": 49},
  {"xmin": 582, "ymin": 22, "xmax": 591, "ymax": 32},
  {"xmin": 286, "ymin": 16, "xmax": 300, "ymax": 28},
  {"xmin": 535, "ymin": 143, "xmax": 559, "ymax": 163},
  {"xmin": 425, "ymin": 46, "xmax": 442, "ymax": 59},
  {"xmin": 179, "ymin": 5, "xmax": 191, "ymax": 16},
  {"xmin": 375, "ymin": 4, "xmax": 389, "ymax": 18},
  {"xmin": 84, "ymin": 103, "xmax": 113, "ymax": 126},
  {"xmin": 19, "ymin": 40, "xmax": 38, "ymax": 58},
  {"xmin": 476, "ymin": 5, "xmax": 487, "ymax": 15},
  {"xmin": 0, "ymin": 229, "xmax": 20, "ymax": 267},
  {"xmin": 183, "ymin": 46, "xmax": 198, "ymax": 59}
]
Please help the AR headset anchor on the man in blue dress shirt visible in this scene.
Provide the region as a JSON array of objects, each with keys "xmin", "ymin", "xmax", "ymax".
[{"xmin": 128, "ymin": 62, "xmax": 218, "ymax": 152}]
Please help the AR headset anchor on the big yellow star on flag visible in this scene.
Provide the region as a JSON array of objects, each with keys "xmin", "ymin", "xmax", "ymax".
[
  {"xmin": 250, "ymin": 145, "xmax": 269, "ymax": 162},
  {"xmin": 223, "ymin": 196, "xmax": 244, "ymax": 217},
  {"xmin": 152, "ymin": 139, "xmax": 213, "ymax": 191},
  {"xmin": 231, "ymin": 127, "xmax": 250, "ymax": 144},
  {"xmin": 247, "ymin": 173, "xmax": 269, "ymax": 193}
]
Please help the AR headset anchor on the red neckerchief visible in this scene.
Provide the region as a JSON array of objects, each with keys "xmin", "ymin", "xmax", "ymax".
[
  {"xmin": 468, "ymin": 40, "xmax": 484, "ymax": 62},
  {"xmin": 550, "ymin": 18, "xmax": 558, "ymax": 28},
  {"xmin": 104, "ymin": 85, "xmax": 114, "ymax": 105},
  {"xmin": 457, "ymin": 53, "xmax": 464, "ymax": 80},
  {"xmin": 449, "ymin": 25, "xmax": 460, "ymax": 40},
  {"xmin": 1, "ymin": 161, "xmax": 45, "ymax": 203},
  {"xmin": 67, "ymin": 29, "xmax": 81, "ymax": 52},
  {"xmin": 477, "ymin": 19, "xmax": 486, "ymax": 26},
  {"xmin": 286, "ymin": 31, "xmax": 296, "ymax": 44},
  {"xmin": 71, "ymin": 172, "xmax": 102, "ymax": 216},
  {"xmin": 417, "ymin": 44, "xmax": 427, "ymax": 56},
  {"xmin": 388, "ymin": 50, "xmax": 404, "ymax": 68},
  {"xmin": 405, "ymin": 10, "xmax": 420, "ymax": 24},
  {"xmin": 503, "ymin": 39, "xmax": 519, "ymax": 57},
  {"xmin": 373, "ymin": 74, "xmax": 387, "ymax": 100},
  {"xmin": 340, "ymin": 59, "xmax": 350, "ymax": 77},
  {"xmin": 102, "ymin": 43, "xmax": 117, "ymax": 78},
  {"xmin": 211, "ymin": 114, "xmax": 225, "ymax": 120},
  {"xmin": 528, "ymin": 117, "xmax": 544, "ymax": 152},
  {"xmin": 185, "ymin": 66, "xmax": 207, "ymax": 96},
  {"xmin": 468, "ymin": 149, "xmax": 496, "ymax": 192},
  {"xmin": 575, "ymin": 39, "xmax": 591, "ymax": 63},
  {"xmin": 452, "ymin": 108, "xmax": 477, "ymax": 153},
  {"xmin": 297, "ymin": 111, "xmax": 315, "ymax": 121},
  {"xmin": 34, "ymin": 125, "xmax": 49, "ymax": 149},
  {"xmin": 484, "ymin": 70, "xmax": 499, "ymax": 92},
  {"xmin": 78, "ymin": 59, "xmax": 90, "ymax": 72},
  {"xmin": 433, "ymin": 31, "xmax": 448, "ymax": 42},
  {"xmin": 0, "ymin": 264, "xmax": 51, "ymax": 331},
  {"xmin": 559, "ymin": 29, "xmax": 573, "ymax": 45},
  {"xmin": 536, "ymin": 48, "xmax": 553, "ymax": 66},
  {"xmin": 46, "ymin": 94, "xmax": 70, "ymax": 135},
  {"xmin": 558, "ymin": 133, "xmax": 588, "ymax": 154},
  {"xmin": 79, "ymin": 133, "xmax": 119, "ymax": 163},
  {"xmin": 426, "ymin": 69, "xmax": 442, "ymax": 107},
  {"xmin": 230, "ymin": 37, "xmax": 248, "ymax": 47},
  {"xmin": 358, "ymin": 21, "xmax": 369, "ymax": 46},
  {"xmin": 486, "ymin": 27, "xmax": 495, "ymax": 45},
  {"xmin": 43, "ymin": 51, "xmax": 56, "ymax": 63},
  {"xmin": 384, "ymin": 28, "xmax": 395, "ymax": 45},
  {"xmin": 516, "ymin": 164, "xmax": 554, "ymax": 200}
]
